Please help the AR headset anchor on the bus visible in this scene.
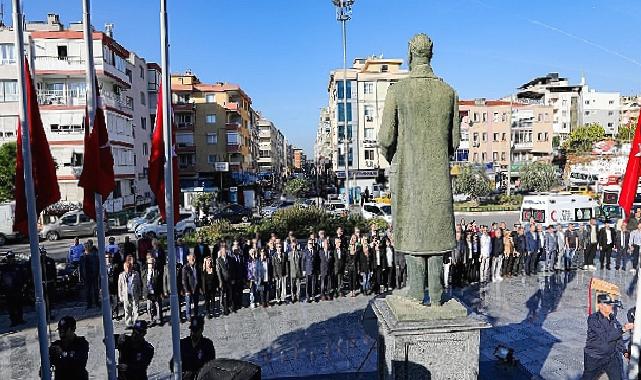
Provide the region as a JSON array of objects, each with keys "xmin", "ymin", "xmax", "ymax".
[{"xmin": 520, "ymin": 193, "xmax": 600, "ymax": 227}]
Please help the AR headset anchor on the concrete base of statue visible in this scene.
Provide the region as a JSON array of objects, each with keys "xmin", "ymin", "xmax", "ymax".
[
  {"xmin": 196, "ymin": 358, "xmax": 261, "ymax": 380},
  {"xmin": 372, "ymin": 294, "xmax": 490, "ymax": 380}
]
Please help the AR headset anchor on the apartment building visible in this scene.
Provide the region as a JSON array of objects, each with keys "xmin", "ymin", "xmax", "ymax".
[
  {"xmin": 582, "ymin": 87, "xmax": 620, "ymax": 136},
  {"xmin": 170, "ymin": 71, "xmax": 257, "ymax": 191},
  {"xmin": 314, "ymin": 107, "xmax": 332, "ymax": 162},
  {"xmin": 0, "ymin": 14, "xmax": 152, "ymax": 213},
  {"xmin": 620, "ymin": 95, "xmax": 640, "ymax": 129},
  {"xmin": 256, "ymin": 117, "xmax": 285, "ymax": 180},
  {"xmin": 293, "ymin": 148, "xmax": 305, "ymax": 171},
  {"xmin": 460, "ymin": 99, "xmax": 554, "ymax": 174},
  {"xmin": 326, "ymin": 56, "xmax": 408, "ymax": 193}
]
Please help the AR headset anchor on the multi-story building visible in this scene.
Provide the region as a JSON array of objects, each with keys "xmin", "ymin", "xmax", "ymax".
[
  {"xmin": 0, "ymin": 13, "xmax": 153, "ymax": 213},
  {"xmin": 256, "ymin": 116, "xmax": 285, "ymax": 185},
  {"xmin": 460, "ymin": 98, "xmax": 554, "ymax": 182},
  {"xmin": 516, "ymin": 72, "xmax": 620, "ymax": 140},
  {"xmin": 620, "ymin": 95, "xmax": 640, "ymax": 129},
  {"xmin": 293, "ymin": 148, "xmax": 305, "ymax": 171},
  {"xmin": 283, "ymin": 139, "xmax": 294, "ymax": 176},
  {"xmin": 582, "ymin": 87, "xmax": 620, "ymax": 135},
  {"xmin": 326, "ymin": 56, "xmax": 408, "ymax": 193},
  {"xmin": 314, "ymin": 107, "xmax": 332, "ymax": 163},
  {"xmin": 170, "ymin": 71, "xmax": 258, "ymax": 192}
]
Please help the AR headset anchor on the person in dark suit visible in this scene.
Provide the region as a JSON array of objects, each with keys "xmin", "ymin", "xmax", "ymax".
[
  {"xmin": 79, "ymin": 241, "xmax": 100, "ymax": 309},
  {"xmin": 272, "ymin": 243, "xmax": 288, "ymax": 304},
  {"xmin": 194, "ymin": 237, "xmax": 212, "ymax": 265},
  {"xmin": 181, "ymin": 254, "xmax": 199, "ymax": 321},
  {"xmin": 319, "ymin": 239, "xmax": 334, "ymax": 301},
  {"xmin": 141, "ymin": 254, "xmax": 165, "ymax": 326},
  {"xmin": 303, "ymin": 240, "xmax": 316, "ymax": 303},
  {"xmin": 616, "ymin": 221, "xmax": 631, "ymax": 271},
  {"xmin": 585, "ymin": 218, "xmax": 599, "ymax": 270},
  {"xmin": 346, "ymin": 236, "xmax": 360, "ymax": 297},
  {"xmin": 256, "ymin": 248, "xmax": 273, "ymax": 307},
  {"xmin": 598, "ymin": 220, "xmax": 615, "ymax": 270},
  {"xmin": 216, "ymin": 248, "xmax": 233, "ymax": 315}
]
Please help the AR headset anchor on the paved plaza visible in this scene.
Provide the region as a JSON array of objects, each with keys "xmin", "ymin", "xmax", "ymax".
[{"xmin": 0, "ymin": 267, "xmax": 637, "ymax": 379}]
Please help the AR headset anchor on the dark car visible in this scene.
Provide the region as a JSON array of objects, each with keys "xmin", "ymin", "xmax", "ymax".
[{"xmin": 211, "ymin": 204, "xmax": 253, "ymax": 224}]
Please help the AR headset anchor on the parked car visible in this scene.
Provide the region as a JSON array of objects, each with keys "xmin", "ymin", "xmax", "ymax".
[
  {"xmin": 39, "ymin": 210, "xmax": 98, "ymax": 241},
  {"xmin": 211, "ymin": 204, "xmax": 253, "ymax": 224},
  {"xmin": 0, "ymin": 202, "xmax": 18, "ymax": 246},
  {"xmin": 327, "ymin": 202, "xmax": 348, "ymax": 217},
  {"xmin": 126, "ymin": 206, "xmax": 159, "ymax": 232},
  {"xmin": 261, "ymin": 200, "xmax": 295, "ymax": 218},
  {"xmin": 134, "ymin": 211, "xmax": 196, "ymax": 239},
  {"xmin": 361, "ymin": 203, "xmax": 392, "ymax": 224}
]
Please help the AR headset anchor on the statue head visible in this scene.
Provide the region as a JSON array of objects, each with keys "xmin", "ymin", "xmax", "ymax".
[{"xmin": 408, "ymin": 33, "xmax": 433, "ymax": 70}]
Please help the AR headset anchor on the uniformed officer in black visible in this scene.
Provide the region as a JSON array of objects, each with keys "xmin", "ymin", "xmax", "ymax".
[
  {"xmin": 583, "ymin": 294, "xmax": 634, "ymax": 380},
  {"xmin": 171, "ymin": 315, "xmax": 216, "ymax": 380},
  {"xmin": 114, "ymin": 320, "xmax": 154, "ymax": 380},
  {"xmin": 49, "ymin": 316, "xmax": 89, "ymax": 380}
]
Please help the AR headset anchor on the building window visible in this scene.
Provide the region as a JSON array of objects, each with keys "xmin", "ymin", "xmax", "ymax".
[
  {"xmin": 493, "ymin": 152, "xmax": 499, "ymax": 161},
  {"xmin": 585, "ymin": 100, "xmax": 590, "ymax": 105},
  {"xmin": 609, "ymin": 100, "xmax": 615, "ymax": 105},
  {"xmin": 364, "ymin": 149, "xmax": 374, "ymax": 160},
  {"xmin": 337, "ymin": 103, "xmax": 352, "ymax": 122},
  {"xmin": 381, "ymin": 64, "xmax": 388, "ymax": 72},
  {"xmin": 608, "ymin": 111, "xmax": 614, "ymax": 116},
  {"xmin": 208, "ymin": 154, "xmax": 217, "ymax": 164},
  {"xmin": 482, "ymin": 113, "xmax": 487, "ymax": 122},
  {"xmin": 259, "ymin": 149, "xmax": 270, "ymax": 159},
  {"xmin": 585, "ymin": 111, "xmax": 590, "ymax": 115},
  {"xmin": 537, "ymin": 132, "xmax": 543, "ymax": 141},
  {"xmin": 493, "ymin": 133, "xmax": 499, "ymax": 142},
  {"xmin": 501, "ymin": 133, "xmax": 506, "ymax": 141},
  {"xmin": 206, "ymin": 114, "xmax": 216, "ymax": 124},
  {"xmin": 493, "ymin": 112, "xmax": 500, "ymax": 122},
  {"xmin": 142, "ymin": 142, "xmax": 148, "ymax": 155},
  {"xmin": 538, "ymin": 114, "xmax": 543, "ymax": 122},
  {"xmin": 57, "ymin": 45, "xmax": 68, "ymax": 59},
  {"xmin": 473, "ymin": 153, "xmax": 479, "ymax": 162},
  {"xmin": 0, "ymin": 44, "xmax": 15, "ymax": 64},
  {"xmin": 364, "ymin": 128, "xmax": 375, "ymax": 140},
  {"xmin": 502, "ymin": 113, "xmax": 507, "ymax": 122},
  {"xmin": 364, "ymin": 82, "xmax": 374, "ymax": 95},
  {"xmin": 140, "ymin": 117, "xmax": 147, "ymax": 130},
  {"xmin": 482, "ymin": 152, "xmax": 487, "ymax": 161},
  {"xmin": 562, "ymin": 110, "xmax": 567, "ymax": 117},
  {"xmin": 139, "ymin": 91, "xmax": 145, "ymax": 105},
  {"xmin": 473, "ymin": 113, "xmax": 480, "ymax": 122},
  {"xmin": 226, "ymin": 132, "xmax": 239, "ymax": 145},
  {"xmin": 608, "ymin": 122, "xmax": 614, "ymax": 129},
  {"xmin": 337, "ymin": 80, "xmax": 352, "ymax": 99},
  {"xmin": 501, "ymin": 152, "xmax": 506, "ymax": 161},
  {"xmin": 482, "ymin": 132, "xmax": 487, "ymax": 142},
  {"xmin": 207, "ymin": 133, "xmax": 217, "ymax": 145},
  {"xmin": 206, "ymin": 94, "xmax": 215, "ymax": 103},
  {"xmin": 0, "ymin": 80, "xmax": 18, "ymax": 102},
  {"xmin": 473, "ymin": 132, "xmax": 479, "ymax": 142}
]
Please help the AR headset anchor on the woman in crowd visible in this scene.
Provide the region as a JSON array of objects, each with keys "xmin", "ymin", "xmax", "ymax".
[
  {"xmin": 201, "ymin": 255, "xmax": 218, "ymax": 319},
  {"xmin": 359, "ymin": 236, "xmax": 373, "ymax": 295},
  {"xmin": 246, "ymin": 248, "xmax": 258, "ymax": 308},
  {"xmin": 257, "ymin": 248, "xmax": 271, "ymax": 308},
  {"xmin": 346, "ymin": 236, "xmax": 359, "ymax": 297},
  {"xmin": 502, "ymin": 228, "xmax": 515, "ymax": 277}
]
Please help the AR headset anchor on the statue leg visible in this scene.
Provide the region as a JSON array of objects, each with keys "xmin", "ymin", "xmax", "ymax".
[
  {"xmin": 404, "ymin": 254, "xmax": 426, "ymax": 302},
  {"xmin": 427, "ymin": 255, "xmax": 444, "ymax": 306}
]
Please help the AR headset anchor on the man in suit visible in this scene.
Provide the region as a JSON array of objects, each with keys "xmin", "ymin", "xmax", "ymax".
[
  {"xmin": 319, "ymin": 239, "xmax": 334, "ymax": 301},
  {"xmin": 333, "ymin": 237, "xmax": 346, "ymax": 298},
  {"xmin": 181, "ymin": 254, "xmax": 199, "ymax": 321},
  {"xmin": 303, "ymin": 240, "xmax": 316, "ymax": 303},
  {"xmin": 598, "ymin": 220, "xmax": 615, "ymax": 270},
  {"xmin": 288, "ymin": 242, "xmax": 303, "ymax": 302},
  {"xmin": 194, "ymin": 237, "xmax": 211, "ymax": 264},
  {"xmin": 175, "ymin": 238, "xmax": 190, "ymax": 267},
  {"xmin": 585, "ymin": 218, "xmax": 599, "ymax": 271},
  {"xmin": 272, "ymin": 242, "xmax": 288, "ymax": 305},
  {"xmin": 216, "ymin": 248, "xmax": 233, "ymax": 315},
  {"xmin": 525, "ymin": 224, "xmax": 539, "ymax": 276},
  {"xmin": 141, "ymin": 253, "xmax": 165, "ymax": 326},
  {"xmin": 544, "ymin": 225, "xmax": 558, "ymax": 272},
  {"xmin": 118, "ymin": 260, "xmax": 142, "ymax": 328},
  {"xmin": 616, "ymin": 221, "xmax": 631, "ymax": 271}
]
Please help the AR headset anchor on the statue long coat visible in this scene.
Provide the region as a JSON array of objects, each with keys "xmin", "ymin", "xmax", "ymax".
[{"xmin": 379, "ymin": 65, "xmax": 460, "ymax": 256}]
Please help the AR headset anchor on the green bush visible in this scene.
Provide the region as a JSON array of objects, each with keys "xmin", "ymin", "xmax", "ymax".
[
  {"xmin": 183, "ymin": 220, "xmax": 253, "ymax": 245},
  {"xmin": 254, "ymin": 206, "xmax": 382, "ymax": 239},
  {"xmin": 498, "ymin": 194, "xmax": 523, "ymax": 206}
]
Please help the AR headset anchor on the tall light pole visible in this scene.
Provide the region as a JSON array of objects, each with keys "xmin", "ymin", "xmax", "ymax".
[{"xmin": 333, "ymin": 0, "xmax": 354, "ymax": 209}]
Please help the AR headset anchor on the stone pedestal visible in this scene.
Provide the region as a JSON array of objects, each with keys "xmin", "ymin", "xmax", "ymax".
[
  {"xmin": 372, "ymin": 296, "xmax": 490, "ymax": 380},
  {"xmin": 196, "ymin": 359, "xmax": 261, "ymax": 380}
]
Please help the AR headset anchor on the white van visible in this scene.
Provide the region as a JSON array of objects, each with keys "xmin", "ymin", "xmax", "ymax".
[
  {"xmin": 362, "ymin": 203, "xmax": 392, "ymax": 224},
  {"xmin": 520, "ymin": 193, "xmax": 600, "ymax": 226},
  {"xmin": 0, "ymin": 202, "xmax": 17, "ymax": 246}
]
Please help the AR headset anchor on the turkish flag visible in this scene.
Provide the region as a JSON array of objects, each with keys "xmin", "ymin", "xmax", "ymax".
[
  {"xmin": 14, "ymin": 58, "xmax": 61, "ymax": 235},
  {"xmin": 619, "ymin": 115, "xmax": 641, "ymax": 218},
  {"xmin": 148, "ymin": 84, "xmax": 180, "ymax": 223},
  {"xmin": 78, "ymin": 79, "xmax": 116, "ymax": 220}
]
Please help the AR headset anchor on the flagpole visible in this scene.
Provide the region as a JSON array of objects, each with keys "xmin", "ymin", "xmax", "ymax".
[
  {"xmin": 630, "ymin": 270, "xmax": 641, "ymax": 378},
  {"xmin": 160, "ymin": 1, "xmax": 182, "ymax": 378},
  {"xmin": 82, "ymin": 1, "xmax": 117, "ymax": 379},
  {"xmin": 12, "ymin": 1, "xmax": 51, "ymax": 379}
]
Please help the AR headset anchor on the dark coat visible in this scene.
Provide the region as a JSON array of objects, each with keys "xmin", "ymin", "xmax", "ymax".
[
  {"xmin": 141, "ymin": 265, "xmax": 165, "ymax": 298},
  {"xmin": 319, "ymin": 249, "xmax": 334, "ymax": 277},
  {"xmin": 273, "ymin": 254, "xmax": 287, "ymax": 278},
  {"xmin": 181, "ymin": 264, "xmax": 199, "ymax": 295},
  {"xmin": 289, "ymin": 250, "xmax": 303, "ymax": 279},
  {"xmin": 334, "ymin": 247, "xmax": 346, "ymax": 275},
  {"xmin": 598, "ymin": 227, "xmax": 615, "ymax": 250},
  {"xmin": 79, "ymin": 251, "xmax": 99, "ymax": 283},
  {"xmin": 616, "ymin": 230, "xmax": 631, "ymax": 252},
  {"xmin": 492, "ymin": 236, "xmax": 505, "ymax": 257},
  {"xmin": 216, "ymin": 256, "xmax": 232, "ymax": 285},
  {"xmin": 303, "ymin": 249, "xmax": 315, "ymax": 275}
]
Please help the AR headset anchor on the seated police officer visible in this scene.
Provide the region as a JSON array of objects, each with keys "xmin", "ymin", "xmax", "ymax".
[
  {"xmin": 171, "ymin": 315, "xmax": 216, "ymax": 380},
  {"xmin": 114, "ymin": 320, "xmax": 154, "ymax": 380},
  {"xmin": 49, "ymin": 316, "xmax": 89, "ymax": 380},
  {"xmin": 583, "ymin": 294, "xmax": 634, "ymax": 380}
]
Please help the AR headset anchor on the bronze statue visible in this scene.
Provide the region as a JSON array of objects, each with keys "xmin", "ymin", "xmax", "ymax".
[{"xmin": 379, "ymin": 33, "xmax": 460, "ymax": 306}]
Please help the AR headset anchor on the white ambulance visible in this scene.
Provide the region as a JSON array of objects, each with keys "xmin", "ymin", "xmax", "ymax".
[{"xmin": 519, "ymin": 193, "xmax": 600, "ymax": 227}]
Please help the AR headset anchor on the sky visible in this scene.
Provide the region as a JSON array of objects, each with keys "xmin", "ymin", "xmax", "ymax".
[{"xmin": 13, "ymin": 0, "xmax": 641, "ymax": 155}]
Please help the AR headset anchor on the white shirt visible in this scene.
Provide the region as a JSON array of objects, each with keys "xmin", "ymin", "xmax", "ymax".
[
  {"xmin": 590, "ymin": 226, "xmax": 598, "ymax": 244},
  {"xmin": 605, "ymin": 229, "xmax": 612, "ymax": 245},
  {"xmin": 386, "ymin": 247, "xmax": 393, "ymax": 267},
  {"xmin": 557, "ymin": 231, "xmax": 566, "ymax": 250},
  {"xmin": 631, "ymin": 230, "xmax": 641, "ymax": 246},
  {"xmin": 480, "ymin": 235, "xmax": 491, "ymax": 258}
]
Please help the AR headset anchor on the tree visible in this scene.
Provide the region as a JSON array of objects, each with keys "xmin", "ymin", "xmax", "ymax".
[
  {"xmin": 519, "ymin": 161, "xmax": 557, "ymax": 192},
  {"xmin": 562, "ymin": 123, "xmax": 605, "ymax": 153},
  {"xmin": 454, "ymin": 166, "xmax": 491, "ymax": 200},
  {"xmin": 191, "ymin": 192, "xmax": 215, "ymax": 214},
  {"xmin": 283, "ymin": 178, "xmax": 310, "ymax": 198},
  {"xmin": 0, "ymin": 142, "xmax": 16, "ymax": 202},
  {"xmin": 617, "ymin": 122, "xmax": 635, "ymax": 143}
]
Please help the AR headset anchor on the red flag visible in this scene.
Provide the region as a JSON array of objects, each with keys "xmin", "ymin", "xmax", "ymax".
[
  {"xmin": 14, "ymin": 58, "xmax": 61, "ymax": 235},
  {"xmin": 78, "ymin": 80, "xmax": 116, "ymax": 220},
  {"xmin": 619, "ymin": 116, "xmax": 641, "ymax": 218},
  {"xmin": 148, "ymin": 84, "xmax": 180, "ymax": 223}
]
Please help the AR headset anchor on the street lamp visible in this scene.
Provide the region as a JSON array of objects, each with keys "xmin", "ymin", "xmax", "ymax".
[{"xmin": 333, "ymin": 0, "xmax": 354, "ymax": 209}]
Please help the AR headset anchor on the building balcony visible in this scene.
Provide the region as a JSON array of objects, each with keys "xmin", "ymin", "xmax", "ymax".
[
  {"xmin": 225, "ymin": 102, "xmax": 240, "ymax": 112},
  {"xmin": 100, "ymin": 60, "xmax": 131, "ymax": 87},
  {"xmin": 37, "ymin": 89, "xmax": 133, "ymax": 113},
  {"xmin": 173, "ymin": 102, "xmax": 196, "ymax": 112},
  {"xmin": 226, "ymin": 121, "xmax": 242, "ymax": 130},
  {"xmin": 123, "ymin": 194, "xmax": 135, "ymax": 206},
  {"xmin": 178, "ymin": 163, "xmax": 197, "ymax": 173},
  {"xmin": 513, "ymin": 142, "xmax": 533, "ymax": 150},
  {"xmin": 176, "ymin": 122, "xmax": 194, "ymax": 131},
  {"xmin": 176, "ymin": 143, "xmax": 196, "ymax": 152},
  {"xmin": 226, "ymin": 144, "xmax": 240, "ymax": 153},
  {"xmin": 34, "ymin": 56, "xmax": 86, "ymax": 73}
]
